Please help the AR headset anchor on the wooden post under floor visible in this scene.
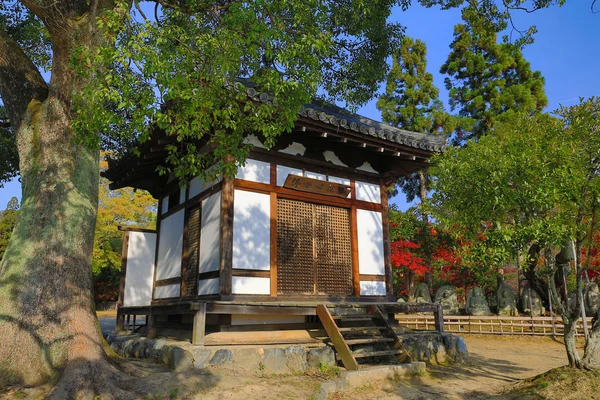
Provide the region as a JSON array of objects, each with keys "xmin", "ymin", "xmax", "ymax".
[
  {"xmin": 147, "ymin": 314, "xmax": 157, "ymax": 339},
  {"xmin": 116, "ymin": 311, "xmax": 125, "ymax": 332},
  {"xmin": 192, "ymin": 303, "xmax": 207, "ymax": 346}
]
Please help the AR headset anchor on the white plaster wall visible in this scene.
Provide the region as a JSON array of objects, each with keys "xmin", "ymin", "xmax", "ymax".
[
  {"xmin": 323, "ymin": 151, "xmax": 349, "ymax": 167},
  {"xmin": 156, "ymin": 209, "xmax": 184, "ymax": 280},
  {"xmin": 231, "ymin": 314, "xmax": 304, "ymax": 325},
  {"xmin": 328, "ymin": 175, "xmax": 351, "ymax": 186},
  {"xmin": 356, "ymin": 181, "xmax": 381, "ymax": 204},
  {"xmin": 200, "ymin": 191, "xmax": 222, "ymax": 273},
  {"xmin": 154, "ymin": 284, "xmax": 181, "ymax": 299},
  {"xmin": 232, "ymin": 276, "xmax": 271, "ymax": 295},
  {"xmin": 278, "ymin": 142, "xmax": 306, "ymax": 156},
  {"xmin": 360, "ymin": 281, "xmax": 387, "ymax": 296},
  {"xmin": 198, "ymin": 278, "xmax": 220, "ymax": 295},
  {"xmin": 357, "ymin": 209, "xmax": 385, "ymax": 275},
  {"xmin": 232, "ymin": 190, "xmax": 270, "ymax": 270},
  {"xmin": 189, "ymin": 170, "xmax": 223, "ymax": 198},
  {"xmin": 236, "ymin": 159, "xmax": 270, "ymax": 184},
  {"xmin": 123, "ymin": 232, "xmax": 157, "ymax": 307},
  {"xmin": 243, "ymin": 134, "xmax": 266, "ymax": 148},
  {"xmin": 161, "ymin": 196, "xmax": 169, "ymax": 215},
  {"xmin": 305, "ymin": 171, "xmax": 326, "ymax": 181},
  {"xmin": 179, "ymin": 186, "xmax": 187, "ymax": 204},
  {"xmin": 356, "ymin": 162, "xmax": 378, "ymax": 173},
  {"xmin": 276, "ymin": 165, "xmax": 303, "ymax": 186}
]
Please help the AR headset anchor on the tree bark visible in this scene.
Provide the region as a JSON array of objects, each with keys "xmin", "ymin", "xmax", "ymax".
[
  {"xmin": 418, "ymin": 170, "xmax": 433, "ymax": 293},
  {"xmin": 0, "ymin": 4, "xmax": 130, "ymax": 395},
  {"xmin": 563, "ymin": 317, "xmax": 583, "ymax": 368},
  {"xmin": 582, "ymin": 310, "xmax": 600, "ymax": 368}
]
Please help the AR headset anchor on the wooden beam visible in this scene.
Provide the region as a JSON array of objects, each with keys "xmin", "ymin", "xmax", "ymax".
[
  {"xmin": 434, "ymin": 303, "xmax": 445, "ymax": 332},
  {"xmin": 147, "ymin": 314, "xmax": 157, "ymax": 339},
  {"xmin": 350, "ymin": 205, "xmax": 360, "ymax": 298},
  {"xmin": 270, "ymin": 191, "xmax": 278, "ymax": 296},
  {"xmin": 316, "ymin": 305, "xmax": 359, "ymax": 371},
  {"xmin": 380, "ymin": 183, "xmax": 394, "ymax": 298},
  {"xmin": 118, "ymin": 232, "xmax": 130, "ymax": 308},
  {"xmin": 192, "ymin": 303, "xmax": 207, "ymax": 345},
  {"xmin": 220, "ymin": 176, "xmax": 234, "ymax": 295}
]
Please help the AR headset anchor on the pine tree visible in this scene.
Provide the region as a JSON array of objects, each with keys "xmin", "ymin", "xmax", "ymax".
[
  {"xmin": 377, "ymin": 36, "xmax": 456, "ymax": 202},
  {"xmin": 377, "ymin": 36, "xmax": 455, "ymax": 292},
  {"xmin": 441, "ymin": 1, "xmax": 547, "ymax": 143}
]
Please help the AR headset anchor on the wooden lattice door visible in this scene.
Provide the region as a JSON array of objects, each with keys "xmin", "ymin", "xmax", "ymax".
[{"xmin": 277, "ymin": 198, "xmax": 353, "ymax": 295}]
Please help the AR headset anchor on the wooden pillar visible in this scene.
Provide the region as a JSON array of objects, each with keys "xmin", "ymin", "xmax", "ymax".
[
  {"xmin": 118, "ymin": 232, "xmax": 130, "ymax": 308},
  {"xmin": 350, "ymin": 181, "xmax": 360, "ymax": 298},
  {"xmin": 380, "ymin": 182, "xmax": 394, "ymax": 299},
  {"xmin": 270, "ymin": 191, "xmax": 278, "ymax": 296},
  {"xmin": 147, "ymin": 314, "xmax": 157, "ymax": 339},
  {"xmin": 116, "ymin": 310, "xmax": 125, "ymax": 332},
  {"xmin": 434, "ymin": 303, "xmax": 445, "ymax": 333},
  {"xmin": 126, "ymin": 314, "xmax": 131, "ymax": 333},
  {"xmin": 220, "ymin": 177, "xmax": 234, "ymax": 296},
  {"xmin": 132, "ymin": 315, "xmax": 137, "ymax": 332},
  {"xmin": 192, "ymin": 303, "xmax": 207, "ymax": 346}
]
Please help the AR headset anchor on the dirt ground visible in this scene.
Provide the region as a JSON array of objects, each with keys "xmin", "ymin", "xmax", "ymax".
[{"xmin": 1, "ymin": 333, "xmax": 576, "ymax": 400}]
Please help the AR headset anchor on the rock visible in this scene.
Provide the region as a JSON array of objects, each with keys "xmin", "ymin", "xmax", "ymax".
[
  {"xmin": 521, "ymin": 285, "xmax": 545, "ymax": 316},
  {"xmin": 466, "ymin": 286, "xmax": 491, "ymax": 316},
  {"xmin": 263, "ymin": 348, "xmax": 289, "ymax": 374},
  {"xmin": 497, "ymin": 283, "xmax": 517, "ymax": 316},
  {"xmin": 170, "ymin": 347, "xmax": 194, "ymax": 371},
  {"xmin": 233, "ymin": 348, "xmax": 263, "ymax": 372},
  {"xmin": 308, "ymin": 347, "xmax": 335, "ymax": 369},
  {"xmin": 209, "ymin": 349, "xmax": 233, "ymax": 366},
  {"xmin": 434, "ymin": 285, "xmax": 460, "ymax": 315},
  {"xmin": 285, "ymin": 346, "xmax": 308, "ymax": 373},
  {"xmin": 584, "ymin": 283, "xmax": 600, "ymax": 316},
  {"xmin": 147, "ymin": 338, "xmax": 167, "ymax": 359},
  {"xmin": 159, "ymin": 345, "xmax": 173, "ymax": 365},
  {"xmin": 433, "ymin": 342, "xmax": 447, "ymax": 364},
  {"xmin": 456, "ymin": 336, "xmax": 469, "ymax": 357},
  {"xmin": 414, "ymin": 283, "xmax": 432, "ymax": 303},
  {"xmin": 192, "ymin": 348, "xmax": 212, "ymax": 370}
]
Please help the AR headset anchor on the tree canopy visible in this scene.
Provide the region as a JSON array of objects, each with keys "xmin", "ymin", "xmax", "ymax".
[
  {"xmin": 441, "ymin": 0, "xmax": 548, "ymax": 142},
  {"xmin": 431, "ymin": 97, "xmax": 600, "ymax": 368}
]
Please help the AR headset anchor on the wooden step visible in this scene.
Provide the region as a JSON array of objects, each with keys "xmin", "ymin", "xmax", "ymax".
[
  {"xmin": 352, "ymin": 349, "xmax": 403, "ymax": 359},
  {"xmin": 333, "ymin": 315, "xmax": 373, "ymax": 321},
  {"xmin": 338, "ymin": 326, "xmax": 385, "ymax": 332},
  {"xmin": 344, "ymin": 338, "xmax": 394, "ymax": 345}
]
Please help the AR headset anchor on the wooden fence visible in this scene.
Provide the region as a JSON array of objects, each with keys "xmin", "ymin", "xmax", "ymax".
[{"xmin": 395, "ymin": 314, "xmax": 594, "ymax": 337}]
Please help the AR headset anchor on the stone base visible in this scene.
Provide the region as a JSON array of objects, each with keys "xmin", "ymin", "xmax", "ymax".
[
  {"xmin": 397, "ymin": 332, "xmax": 470, "ymax": 364},
  {"xmin": 106, "ymin": 331, "xmax": 335, "ymax": 374}
]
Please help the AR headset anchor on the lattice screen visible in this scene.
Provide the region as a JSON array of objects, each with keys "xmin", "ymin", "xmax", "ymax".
[
  {"xmin": 183, "ymin": 205, "xmax": 200, "ymax": 297},
  {"xmin": 277, "ymin": 198, "xmax": 352, "ymax": 295}
]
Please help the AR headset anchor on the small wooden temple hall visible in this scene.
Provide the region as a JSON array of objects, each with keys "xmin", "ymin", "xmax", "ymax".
[{"xmin": 104, "ymin": 84, "xmax": 447, "ymax": 369}]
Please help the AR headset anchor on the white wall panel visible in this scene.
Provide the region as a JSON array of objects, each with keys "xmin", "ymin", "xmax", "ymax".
[
  {"xmin": 236, "ymin": 159, "xmax": 270, "ymax": 184},
  {"xmin": 232, "ymin": 276, "xmax": 271, "ymax": 295},
  {"xmin": 198, "ymin": 278, "xmax": 220, "ymax": 295},
  {"xmin": 360, "ymin": 281, "xmax": 387, "ymax": 296},
  {"xmin": 123, "ymin": 232, "xmax": 157, "ymax": 307},
  {"xmin": 305, "ymin": 171, "xmax": 326, "ymax": 181},
  {"xmin": 323, "ymin": 151, "xmax": 349, "ymax": 167},
  {"xmin": 232, "ymin": 190, "xmax": 271, "ymax": 270},
  {"xmin": 189, "ymin": 170, "xmax": 222, "ymax": 198},
  {"xmin": 231, "ymin": 314, "xmax": 304, "ymax": 325},
  {"xmin": 161, "ymin": 196, "xmax": 169, "ymax": 215},
  {"xmin": 356, "ymin": 181, "xmax": 381, "ymax": 204},
  {"xmin": 278, "ymin": 142, "xmax": 306, "ymax": 156},
  {"xmin": 243, "ymin": 134, "xmax": 266, "ymax": 148},
  {"xmin": 276, "ymin": 165, "xmax": 303, "ymax": 186},
  {"xmin": 154, "ymin": 284, "xmax": 181, "ymax": 299},
  {"xmin": 179, "ymin": 186, "xmax": 187, "ymax": 204},
  {"xmin": 356, "ymin": 162, "xmax": 378, "ymax": 173},
  {"xmin": 200, "ymin": 191, "xmax": 222, "ymax": 273},
  {"xmin": 357, "ymin": 209, "xmax": 385, "ymax": 275},
  {"xmin": 328, "ymin": 175, "xmax": 351, "ymax": 186},
  {"xmin": 156, "ymin": 209, "xmax": 184, "ymax": 280}
]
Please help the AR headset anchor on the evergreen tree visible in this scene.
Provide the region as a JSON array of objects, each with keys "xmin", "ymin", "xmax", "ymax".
[
  {"xmin": 377, "ymin": 36, "xmax": 456, "ymax": 292},
  {"xmin": 377, "ymin": 36, "xmax": 456, "ymax": 201},
  {"xmin": 441, "ymin": 1, "xmax": 547, "ymax": 143},
  {"xmin": 0, "ymin": 198, "xmax": 19, "ymax": 262}
]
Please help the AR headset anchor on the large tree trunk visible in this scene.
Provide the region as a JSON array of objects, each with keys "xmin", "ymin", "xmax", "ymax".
[
  {"xmin": 0, "ymin": 5, "xmax": 138, "ymax": 397},
  {"xmin": 582, "ymin": 310, "xmax": 600, "ymax": 368}
]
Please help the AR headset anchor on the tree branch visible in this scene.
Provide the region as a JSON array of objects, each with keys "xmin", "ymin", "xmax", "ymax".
[{"xmin": 0, "ymin": 28, "xmax": 48, "ymax": 131}]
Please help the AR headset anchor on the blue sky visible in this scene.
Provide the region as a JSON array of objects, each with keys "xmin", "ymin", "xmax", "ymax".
[{"xmin": 1, "ymin": 1, "xmax": 598, "ymax": 210}]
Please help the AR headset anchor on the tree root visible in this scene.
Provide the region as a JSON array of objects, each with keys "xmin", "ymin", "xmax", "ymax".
[{"xmin": 45, "ymin": 357, "xmax": 152, "ymax": 400}]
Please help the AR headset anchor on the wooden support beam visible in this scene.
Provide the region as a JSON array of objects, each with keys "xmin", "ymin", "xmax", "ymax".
[
  {"xmin": 220, "ymin": 176, "xmax": 234, "ymax": 295},
  {"xmin": 116, "ymin": 312, "xmax": 125, "ymax": 332},
  {"xmin": 192, "ymin": 303, "xmax": 207, "ymax": 345},
  {"xmin": 147, "ymin": 314, "xmax": 157, "ymax": 339},
  {"xmin": 316, "ymin": 305, "xmax": 359, "ymax": 371}
]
